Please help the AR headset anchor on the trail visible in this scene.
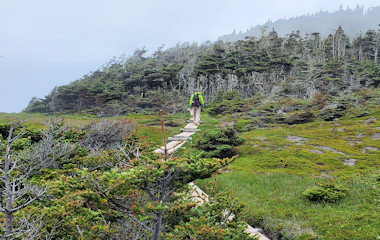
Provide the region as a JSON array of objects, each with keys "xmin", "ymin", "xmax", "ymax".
[{"xmin": 154, "ymin": 116, "xmax": 270, "ymax": 240}]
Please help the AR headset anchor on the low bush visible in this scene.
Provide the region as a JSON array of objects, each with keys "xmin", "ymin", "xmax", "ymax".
[
  {"xmin": 196, "ymin": 128, "xmax": 245, "ymax": 158},
  {"xmin": 207, "ymin": 90, "xmax": 249, "ymax": 115},
  {"xmin": 303, "ymin": 182, "xmax": 348, "ymax": 203},
  {"xmin": 284, "ymin": 110, "xmax": 315, "ymax": 125}
]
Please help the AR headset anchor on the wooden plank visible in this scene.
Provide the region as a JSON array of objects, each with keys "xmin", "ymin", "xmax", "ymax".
[
  {"xmin": 154, "ymin": 140, "xmax": 183, "ymax": 154},
  {"xmin": 187, "ymin": 120, "xmax": 203, "ymax": 123},
  {"xmin": 184, "ymin": 123, "xmax": 198, "ymax": 129},
  {"xmin": 174, "ymin": 132, "xmax": 195, "ymax": 137},
  {"xmin": 161, "ymin": 141, "xmax": 183, "ymax": 150},
  {"xmin": 181, "ymin": 128, "xmax": 201, "ymax": 132},
  {"xmin": 167, "ymin": 141, "xmax": 186, "ymax": 154},
  {"xmin": 168, "ymin": 137, "xmax": 192, "ymax": 141}
]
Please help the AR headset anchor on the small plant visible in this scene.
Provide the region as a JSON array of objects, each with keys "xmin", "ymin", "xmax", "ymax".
[
  {"xmin": 196, "ymin": 128, "xmax": 245, "ymax": 158},
  {"xmin": 303, "ymin": 182, "xmax": 348, "ymax": 203}
]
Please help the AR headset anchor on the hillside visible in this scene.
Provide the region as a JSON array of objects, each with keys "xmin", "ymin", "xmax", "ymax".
[
  {"xmin": 1, "ymin": 104, "xmax": 379, "ymax": 239},
  {"xmin": 24, "ymin": 25, "xmax": 380, "ymax": 121},
  {"xmin": 193, "ymin": 109, "xmax": 380, "ymax": 240},
  {"xmin": 217, "ymin": 5, "xmax": 380, "ymax": 42}
]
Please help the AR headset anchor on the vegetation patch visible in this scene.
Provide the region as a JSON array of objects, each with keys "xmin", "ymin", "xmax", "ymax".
[
  {"xmin": 302, "ymin": 182, "xmax": 349, "ymax": 203},
  {"xmin": 196, "ymin": 111, "xmax": 380, "ymax": 240},
  {"xmin": 195, "ymin": 128, "xmax": 245, "ymax": 158}
]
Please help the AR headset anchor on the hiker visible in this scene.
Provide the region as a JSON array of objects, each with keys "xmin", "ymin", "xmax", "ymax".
[{"xmin": 189, "ymin": 91, "xmax": 204, "ymax": 125}]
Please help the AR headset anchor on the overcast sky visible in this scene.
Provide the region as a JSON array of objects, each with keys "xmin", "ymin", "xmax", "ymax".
[{"xmin": 1, "ymin": 0, "xmax": 379, "ymax": 113}]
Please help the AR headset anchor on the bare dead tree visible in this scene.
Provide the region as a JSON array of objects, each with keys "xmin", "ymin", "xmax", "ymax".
[
  {"xmin": 0, "ymin": 119, "xmax": 74, "ymax": 240},
  {"xmin": 80, "ymin": 119, "xmax": 135, "ymax": 153}
]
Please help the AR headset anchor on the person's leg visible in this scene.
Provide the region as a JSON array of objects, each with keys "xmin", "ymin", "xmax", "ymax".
[
  {"xmin": 194, "ymin": 107, "xmax": 201, "ymax": 124},
  {"xmin": 190, "ymin": 106, "xmax": 194, "ymax": 120},
  {"xmin": 191, "ymin": 107, "xmax": 196, "ymax": 123}
]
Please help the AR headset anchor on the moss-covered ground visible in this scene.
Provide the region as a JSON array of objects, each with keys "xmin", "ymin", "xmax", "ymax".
[{"xmin": 195, "ymin": 110, "xmax": 380, "ymax": 240}]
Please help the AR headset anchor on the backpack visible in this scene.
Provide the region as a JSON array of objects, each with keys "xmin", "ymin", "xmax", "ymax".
[{"xmin": 193, "ymin": 93, "xmax": 201, "ymax": 107}]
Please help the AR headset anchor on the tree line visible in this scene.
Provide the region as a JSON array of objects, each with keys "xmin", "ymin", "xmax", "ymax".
[{"xmin": 24, "ymin": 26, "xmax": 380, "ymax": 116}]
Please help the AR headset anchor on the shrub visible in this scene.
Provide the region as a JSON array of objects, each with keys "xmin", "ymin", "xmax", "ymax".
[
  {"xmin": 208, "ymin": 90, "xmax": 248, "ymax": 115},
  {"xmin": 303, "ymin": 182, "xmax": 348, "ymax": 203},
  {"xmin": 284, "ymin": 109, "xmax": 315, "ymax": 125},
  {"xmin": 196, "ymin": 128, "xmax": 245, "ymax": 158}
]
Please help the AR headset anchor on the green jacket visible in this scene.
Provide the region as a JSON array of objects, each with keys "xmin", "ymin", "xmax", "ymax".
[{"xmin": 189, "ymin": 92, "xmax": 204, "ymax": 108}]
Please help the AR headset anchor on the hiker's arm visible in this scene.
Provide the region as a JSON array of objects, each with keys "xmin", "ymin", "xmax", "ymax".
[
  {"xmin": 189, "ymin": 95, "xmax": 194, "ymax": 108},
  {"xmin": 199, "ymin": 95, "xmax": 205, "ymax": 107}
]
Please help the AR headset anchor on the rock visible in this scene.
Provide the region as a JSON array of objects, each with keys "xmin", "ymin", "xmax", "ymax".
[
  {"xmin": 257, "ymin": 137, "xmax": 268, "ymax": 144},
  {"xmin": 343, "ymin": 159, "xmax": 357, "ymax": 166},
  {"xmin": 332, "ymin": 121, "xmax": 341, "ymax": 126},
  {"xmin": 308, "ymin": 149, "xmax": 324, "ymax": 154},
  {"xmin": 286, "ymin": 135, "xmax": 308, "ymax": 144},
  {"xmin": 314, "ymin": 145, "xmax": 347, "ymax": 156},
  {"xmin": 348, "ymin": 141, "xmax": 362, "ymax": 146},
  {"xmin": 366, "ymin": 117, "xmax": 377, "ymax": 123},
  {"xmin": 356, "ymin": 133, "xmax": 364, "ymax": 138},
  {"xmin": 371, "ymin": 133, "xmax": 380, "ymax": 140},
  {"xmin": 362, "ymin": 147, "xmax": 379, "ymax": 153},
  {"xmin": 337, "ymin": 128, "xmax": 345, "ymax": 132},
  {"xmin": 364, "ymin": 117, "xmax": 377, "ymax": 125}
]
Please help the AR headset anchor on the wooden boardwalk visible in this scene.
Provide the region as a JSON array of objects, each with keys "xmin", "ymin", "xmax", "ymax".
[
  {"xmin": 154, "ymin": 117, "xmax": 269, "ymax": 240},
  {"xmin": 154, "ymin": 122, "xmax": 198, "ymax": 155}
]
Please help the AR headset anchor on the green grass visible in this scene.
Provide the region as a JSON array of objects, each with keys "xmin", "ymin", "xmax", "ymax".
[
  {"xmin": 196, "ymin": 112, "xmax": 380, "ymax": 240},
  {"xmin": 0, "ymin": 112, "xmax": 185, "ymax": 146},
  {"xmin": 203, "ymin": 171, "xmax": 379, "ymax": 240},
  {"xmin": 126, "ymin": 112, "xmax": 187, "ymax": 146}
]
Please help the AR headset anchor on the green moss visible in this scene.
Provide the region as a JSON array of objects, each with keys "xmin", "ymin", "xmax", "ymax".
[{"xmin": 197, "ymin": 112, "xmax": 380, "ymax": 239}]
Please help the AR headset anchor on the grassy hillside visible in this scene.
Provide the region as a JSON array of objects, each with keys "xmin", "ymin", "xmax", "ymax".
[
  {"xmin": 195, "ymin": 111, "xmax": 379, "ymax": 239},
  {"xmin": 0, "ymin": 112, "xmax": 185, "ymax": 146},
  {"xmin": 1, "ymin": 109, "xmax": 378, "ymax": 239}
]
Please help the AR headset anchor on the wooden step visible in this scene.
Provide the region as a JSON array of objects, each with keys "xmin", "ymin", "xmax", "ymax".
[
  {"xmin": 186, "ymin": 120, "xmax": 203, "ymax": 123},
  {"xmin": 155, "ymin": 141, "xmax": 183, "ymax": 151},
  {"xmin": 168, "ymin": 136, "xmax": 192, "ymax": 141},
  {"xmin": 181, "ymin": 128, "xmax": 201, "ymax": 132},
  {"xmin": 175, "ymin": 132, "xmax": 195, "ymax": 137},
  {"xmin": 154, "ymin": 141, "xmax": 186, "ymax": 155},
  {"xmin": 184, "ymin": 123, "xmax": 198, "ymax": 129}
]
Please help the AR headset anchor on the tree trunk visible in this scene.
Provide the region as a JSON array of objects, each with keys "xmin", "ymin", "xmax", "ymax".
[{"xmin": 152, "ymin": 212, "xmax": 163, "ymax": 240}]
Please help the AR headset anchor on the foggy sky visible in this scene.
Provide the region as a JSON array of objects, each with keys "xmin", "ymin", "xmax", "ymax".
[{"xmin": 1, "ymin": 0, "xmax": 379, "ymax": 113}]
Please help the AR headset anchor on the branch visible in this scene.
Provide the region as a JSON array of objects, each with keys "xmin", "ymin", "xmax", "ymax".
[{"xmin": 107, "ymin": 197, "xmax": 154, "ymax": 233}]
